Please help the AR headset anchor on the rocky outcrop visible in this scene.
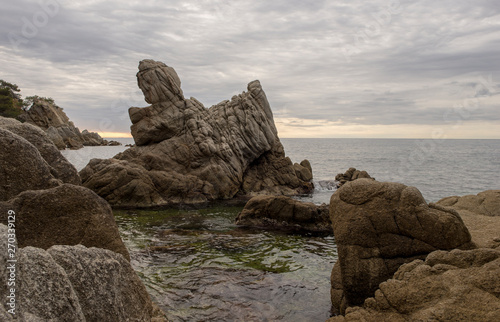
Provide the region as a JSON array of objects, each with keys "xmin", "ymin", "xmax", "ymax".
[
  {"xmin": 329, "ymin": 179, "xmax": 473, "ymax": 315},
  {"xmin": 80, "ymin": 60, "xmax": 313, "ymax": 207},
  {"xmin": 20, "ymin": 97, "xmax": 120, "ymax": 149},
  {"xmin": 0, "ymin": 128, "xmax": 61, "ymax": 201},
  {"xmin": 437, "ymin": 190, "xmax": 500, "ymax": 249},
  {"xmin": 0, "ymin": 116, "xmax": 80, "ymax": 185},
  {"xmin": 335, "ymin": 167, "xmax": 373, "ymax": 187},
  {"xmin": 437, "ymin": 190, "xmax": 500, "ymax": 217},
  {"xmin": 0, "ymin": 184, "xmax": 129, "ymax": 260},
  {"xmin": 235, "ymin": 195, "xmax": 331, "ymax": 233},
  {"xmin": 0, "ymin": 111, "xmax": 164, "ymax": 320},
  {"xmin": 328, "ymin": 248, "xmax": 500, "ymax": 322},
  {"xmin": 0, "ymin": 225, "xmax": 164, "ymax": 321}
]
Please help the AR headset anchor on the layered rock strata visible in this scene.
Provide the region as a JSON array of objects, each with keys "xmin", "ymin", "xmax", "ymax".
[
  {"xmin": 235, "ymin": 195, "xmax": 331, "ymax": 233},
  {"xmin": 21, "ymin": 97, "xmax": 120, "ymax": 149},
  {"xmin": 329, "ymin": 179, "xmax": 473, "ymax": 314},
  {"xmin": 80, "ymin": 60, "xmax": 313, "ymax": 207}
]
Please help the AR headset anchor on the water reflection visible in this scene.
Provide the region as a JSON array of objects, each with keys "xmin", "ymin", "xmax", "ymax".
[{"xmin": 115, "ymin": 206, "xmax": 337, "ymax": 322}]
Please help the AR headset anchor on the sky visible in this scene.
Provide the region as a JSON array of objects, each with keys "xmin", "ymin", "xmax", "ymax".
[{"xmin": 1, "ymin": 0, "xmax": 500, "ymax": 138}]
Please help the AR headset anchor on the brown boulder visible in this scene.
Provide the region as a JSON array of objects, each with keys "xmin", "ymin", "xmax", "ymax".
[
  {"xmin": 329, "ymin": 248, "xmax": 500, "ymax": 322},
  {"xmin": 0, "ymin": 184, "xmax": 129, "ymax": 260},
  {"xmin": 235, "ymin": 195, "xmax": 331, "ymax": 233},
  {"xmin": 81, "ymin": 60, "xmax": 312, "ymax": 207},
  {"xmin": 437, "ymin": 190, "xmax": 500, "ymax": 217},
  {"xmin": 0, "ymin": 117, "xmax": 81, "ymax": 185},
  {"xmin": 335, "ymin": 167, "xmax": 374, "ymax": 187},
  {"xmin": 0, "ymin": 128, "xmax": 60, "ymax": 201},
  {"xmin": 329, "ymin": 179, "xmax": 473, "ymax": 314}
]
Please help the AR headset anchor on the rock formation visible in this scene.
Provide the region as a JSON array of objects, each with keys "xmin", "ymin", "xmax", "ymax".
[
  {"xmin": 0, "ymin": 225, "xmax": 165, "ymax": 321},
  {"xmin": 335, "ymin": 167, "xmax": 374, "ymax": 187},
  {"xmin": 20, "ymin": 97, "xmax": 120, "ymax": 149},
  {"xmin": 437, "ymin": 190, "xmax": 500, "ymax": 249},
  {"xmin": 0, "ymin": 184, "xmax": 129, "ymax": 260},
  {"xmin": 437, "ymin": 190, "xmax": 500, "ymax": 217},
  {"xmin": 329, "ymin": 179, "xmax": 473, "ymax": 315},
  {"xmin": 0, "ymin": 123, "xmax": 164, "ymax": 319},
  {"xmin": 80, "ymin": 59, "xmax": 313, "ymax": 207},
  {"xmin": 0, "ymin": 116, "xmax": 80, "ymax": 185},
  {"xmin": 328, "ymin": 248, "xmax": 500, "ymax": 322},
  {"xmin": 235, "ymin": 195, "xmax": 331, "ymax": 233}
]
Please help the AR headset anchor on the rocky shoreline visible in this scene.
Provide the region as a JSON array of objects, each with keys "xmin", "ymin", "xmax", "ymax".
[{"xmin": 1, "ymin": 60, "xmax": 499, "ymax": 321}]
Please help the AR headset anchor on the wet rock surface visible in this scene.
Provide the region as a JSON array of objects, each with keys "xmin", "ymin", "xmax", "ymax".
[
  {"xmin": 329, "ymin": 179, "xmax": 473, "ymax": 314},
  {"xmin": 81, "ymin": 60, "xmax": 312, "ymax": 207},
  {"xmin": 235, "ymin": 195, "xmax": 331, "ymax": 233}
]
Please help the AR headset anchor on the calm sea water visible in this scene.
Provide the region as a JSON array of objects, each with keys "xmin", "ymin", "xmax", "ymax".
[
  {"xmin": 64, "ymin": 137, "xmax": 500, "ymax": 203},
  {"xmin": 61, "ymin": 138, "xmax": 499, "ymax": 321}
]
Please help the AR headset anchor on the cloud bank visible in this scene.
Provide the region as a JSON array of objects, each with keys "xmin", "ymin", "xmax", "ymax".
[{"xmin": 1, "ymin": 0, "xmax": 499, "ymax": 138}]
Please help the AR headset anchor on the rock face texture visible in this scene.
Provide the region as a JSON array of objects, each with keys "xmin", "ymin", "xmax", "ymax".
[
  {"xmin": 0, "ymin": 225, "xmax": 161, "ymax": 321},
  {"xmin": 20, "ymin": 97, "xmax": 120, "ymax": 149},
  {"xmin": 328, "ymin": 248, "xmax": 500, "ymax": 322},
  {"xmin": 437, "ymin": 190, "xmax": 500, "ymax": 217},
  {"xmin": 0, "ymin": 116, "xmax": 164, "ymax": 320},
  {"xmin": 0, "ymin": 184, "xmax": 129, "ymax": 260},
  {"xmin": 335, "ymin": 167, "xmax": 374, "ymax": 187},
  {"xmin": 0, "ymin": 128, "xmax": 61, "ymax": 201},
  {"xmin": 235, "ymin": 195, "xmax": 331, "ymax": 233},
  {"xmin": 80, "ymin": 59, "xmax": 313, "ymax": 207},
  {"xmin": 0, "ymin": 116, "xmax": 80, "ymax": 185},
  {"xmin": 437, "ymin": 190, "xmax": 500, "ymax": 249},
  {"xmin": 329, "ymin": 179, "xmax": 473, "ymax": 314}
]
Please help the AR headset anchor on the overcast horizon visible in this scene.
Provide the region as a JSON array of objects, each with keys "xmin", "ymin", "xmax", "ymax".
[{"xmin": 2, "ymin": 0, "xmax": 500, "ymax": 139}]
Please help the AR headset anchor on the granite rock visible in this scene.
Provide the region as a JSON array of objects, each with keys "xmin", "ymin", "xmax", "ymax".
[
  {"xmin": 329, "ymin": 179, "xmax": 473, "ymax": 314},
  {"xmin": 81, "ymin": 60, "xmax": 312, "ymax": 207},
  {"xmin": 235, "ymin": 195, "xmax": 331, "ymax": 233}
]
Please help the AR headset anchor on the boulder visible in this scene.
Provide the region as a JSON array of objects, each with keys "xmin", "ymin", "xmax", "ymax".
[
  {"xmin": 329, "ymin": 179, "xmax": 473, "ymax": 314},
  {"xmin": 328, "ymin": 248, "xmax": 500, "ymax": 322},
  {"xmin": 0, "ymin": 184, "xmax": 129, "ymax": 260},
  {"xmin": 294, "ymin": 160, "xmax": 313, "ymax": 182},
  {"xmin": 0, "ymin": 225, "xmax": 163, "ymax": 321},
  {"xmin": 437, "ymin": 190, "xmax": 500, "ymax": 249},
  {"xmin": 0, "ymin": 116, "xmax": 81, "ymax": 185},
  {"xmin": 335, "ymin": 167, "xmax": 374, "ymax": 187},
  {"xmin": 437, "ymin": 190, "xmax": 500, "ymax": 217},
  {"xmin": 80, "ymin": 60, "xmax": 313, "ymax": 207},
  {"xmin": 235, "ymin": 195, "xmax": 331, "ymax": 233},
  {"xmin": 21, "ymin": 98, "xmax": 116, "ymax": 149},
  {"xmin": 0, "ymin": 128, "xmax": 60, "ymax": 201}
]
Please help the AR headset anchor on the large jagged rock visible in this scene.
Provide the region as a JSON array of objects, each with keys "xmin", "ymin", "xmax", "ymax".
[
  {"xmin": 235, "ymin": 195, "xmax": 331, "ymax": 233},
  {"xmin": 0, "ymin": 184, "xmax": 129, "ymax": 260},
  {"xmin": 0, "ymin": 225, "xmax": 164, "ymax": 321},
  {"xmin": 20, "ymin": 97, "xmax": 119, "ymax": 149},
  {"xmin": 0, "ymin": 116, "xmax": 80, "ymax": 185},
  {"xmin": 329, "ymin": 179, "xmax": 473, "ymax": 314},
  {"xmin": 80, "ymin": 59, "xmax": 313, "ymax": 207},
  {"xmin": 328, "ymin": 248, "xmax": 500, "ymax": 322}
]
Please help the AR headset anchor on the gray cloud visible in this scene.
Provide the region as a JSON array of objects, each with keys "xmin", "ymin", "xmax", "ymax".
[{"xmin": 1, "ymin": 0, "xmax": 499, "ymax": 136}]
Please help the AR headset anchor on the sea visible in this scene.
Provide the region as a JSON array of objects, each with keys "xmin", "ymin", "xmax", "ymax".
[{"xmin": 61, "ymin": 138, "xmax": 500, "ymax": 321}]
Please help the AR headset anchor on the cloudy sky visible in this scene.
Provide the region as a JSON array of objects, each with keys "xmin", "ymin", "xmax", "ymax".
[{"xmin": 1, "ymin": 0, "xmax": 499, "ymax": 138}]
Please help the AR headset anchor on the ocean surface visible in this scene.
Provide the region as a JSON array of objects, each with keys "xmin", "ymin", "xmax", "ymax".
[
  {"xmin": 62, "ymin": 138, "xmax": 500, "ymax": 321},
  {"xmin": 63, "ymin": 137, "xmax": 500, "ymax": 203}
]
